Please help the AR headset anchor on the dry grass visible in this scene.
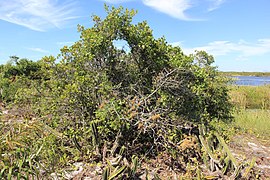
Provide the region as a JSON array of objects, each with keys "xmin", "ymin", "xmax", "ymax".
[
  {"xmin": 233, "ymin": 109, "xmax": 270, "ymax": 141},
  {"xmin": 229, "ymin": 85, "xmax": 270, "ymax": 109}
]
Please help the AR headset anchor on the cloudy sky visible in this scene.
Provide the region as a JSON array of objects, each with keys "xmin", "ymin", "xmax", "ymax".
[{"xmin": 0, "ymin": 0, "xmax": 269, "ymax": 71}]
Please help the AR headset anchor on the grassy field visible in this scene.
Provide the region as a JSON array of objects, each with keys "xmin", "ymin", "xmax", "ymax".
[
  {"xmin": 227, "ymin": 84, "xmax": 270, "ymax": 141},
  {"xmin": 233, "ymin": 109, "xmax": 270, "ymax": 140},
  {"xmin": 229, "ymin": 85, "xmax": 270, "ymax": 109},
  {"xmin": 220, "ymin": 71, "xmax": 270, "ymax": 77},
  {"xmin": 213, "ymin": 85, "xmax": 270, "ymax": 141}
]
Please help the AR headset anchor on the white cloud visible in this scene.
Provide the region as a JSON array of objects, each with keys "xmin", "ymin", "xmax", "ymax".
[
  {"xmin": 0, "ymin": 0, "xmax": 78, "ymax": 31},
  {"xmin": 101, "ymin": 0, "xmax": 227, "ymax": 20},
  {"xmin": 27, "ymin": 47, "xmax": 49, "ymax": 53},
  {"xmin": 141, "ymin": 0, "xmax": 227, "ymax": 20},
  {"xmin": 101, "ymin": 0, "xmax": 196, "ymax": 20},
  {"xmin": 57, "ymin": 41, "xmax": 75, "ymax": 47},
  {"xmin": 172, "ymin": 39, "xmax": 270, "ymax": 60},
  {"xmin": 207, "ymin": 0, "xmax": 226, "ymax": 11},
  {"xmin": 142, "ymin": 0, "xmax": 194, "ymax": 20}
]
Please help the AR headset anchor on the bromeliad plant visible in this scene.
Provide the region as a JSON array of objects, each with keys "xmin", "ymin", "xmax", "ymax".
[{"xmin": 0, "ymin": 117, "xmax": 74, "ymax": 179}]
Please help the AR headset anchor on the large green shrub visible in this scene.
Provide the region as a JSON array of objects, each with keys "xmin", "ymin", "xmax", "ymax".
[
  {"xmin": 34, "ymin": 6, "xmax": 232, "ymax": 155},
  {"xmin": 0, "ymin": 5, "xmax": 232, "ymax": 162},
  {"xmin": 0, "ymin": 5, "xmax": 235, "ymax": 178}
]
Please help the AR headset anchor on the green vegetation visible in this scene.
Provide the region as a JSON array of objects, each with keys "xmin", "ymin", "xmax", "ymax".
[
  {"xmin": 220, "ymin": 71, "xmax": 270, "ymax": 77},
  {"xmin": 0, "ymin": 5, "xmax": 260, "ymax": 179},
  {"xmin": 233, "ymin": 109, "xmax": 270, "ymax": 140},
  {"xmin": 225, "ymin": 85, "xmax": 270, "ymax": 140},
  {"xmin": 229, "ymin": 85, "xmax": 270, "ymax": 109},
  {"xmin": 210, "ymin": 85, "xmax": 270, "ymax": 178}
]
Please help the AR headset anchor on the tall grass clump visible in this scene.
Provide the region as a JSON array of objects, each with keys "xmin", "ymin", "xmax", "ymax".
[
  {"xmin": 229, "ymin": 85, "xmax": 270, "ymax": 141},
  {"xmin": 229, "ymin": 85, "xmax": 270, "ymax": 109},
  {"xmin": 233, "ymin": 109, "xmax": 270, "ymax": 140}
]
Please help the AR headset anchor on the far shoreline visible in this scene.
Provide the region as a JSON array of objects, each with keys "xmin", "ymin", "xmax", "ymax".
[{"xmin": 219, "ymin": 71, "xmax": 270, "ymax": 77}]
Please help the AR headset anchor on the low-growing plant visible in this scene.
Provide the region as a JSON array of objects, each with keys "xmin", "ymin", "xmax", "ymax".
[{"xmin": 0, "ymin": 117, "xmax": 78, "ymax": 179}]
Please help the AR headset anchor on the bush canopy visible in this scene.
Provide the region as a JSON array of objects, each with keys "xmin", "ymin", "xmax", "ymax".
[{"xmin": 0, "ymin": 6, "xmax": 233, "ymax": 177}]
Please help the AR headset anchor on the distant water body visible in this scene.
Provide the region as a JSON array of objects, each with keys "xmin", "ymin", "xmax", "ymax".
[{"xmin": 233, "ymin": 76, "xmax": 270, "ymax": 86}]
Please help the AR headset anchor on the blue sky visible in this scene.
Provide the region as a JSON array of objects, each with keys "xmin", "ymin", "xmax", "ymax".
[{"xmin": 0, "ymin": 0, "xmax": 269, "ymax": 72}]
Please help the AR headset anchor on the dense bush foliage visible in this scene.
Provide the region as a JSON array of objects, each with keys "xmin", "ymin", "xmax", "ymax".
[
  {"xmin": 0, "ymin": 56, "xmax": 40, "ymax": 102},
  {"xmin": 0, "ymin": 5, "xmax": 232, "ymax": 154},
  {"xmin": 0, "ymin": 6, "xmax": 235, "ymax": 178}
]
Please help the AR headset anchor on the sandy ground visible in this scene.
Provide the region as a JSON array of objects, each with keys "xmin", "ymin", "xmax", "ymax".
[{"xmin": 229, "ymin": 134, "xmax": 270, "ymax": 179}]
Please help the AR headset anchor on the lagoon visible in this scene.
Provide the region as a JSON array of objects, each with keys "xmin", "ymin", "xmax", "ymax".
[{"xmin": 233, "ymin": 76, "xmax": 270, "ymax": 86}]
